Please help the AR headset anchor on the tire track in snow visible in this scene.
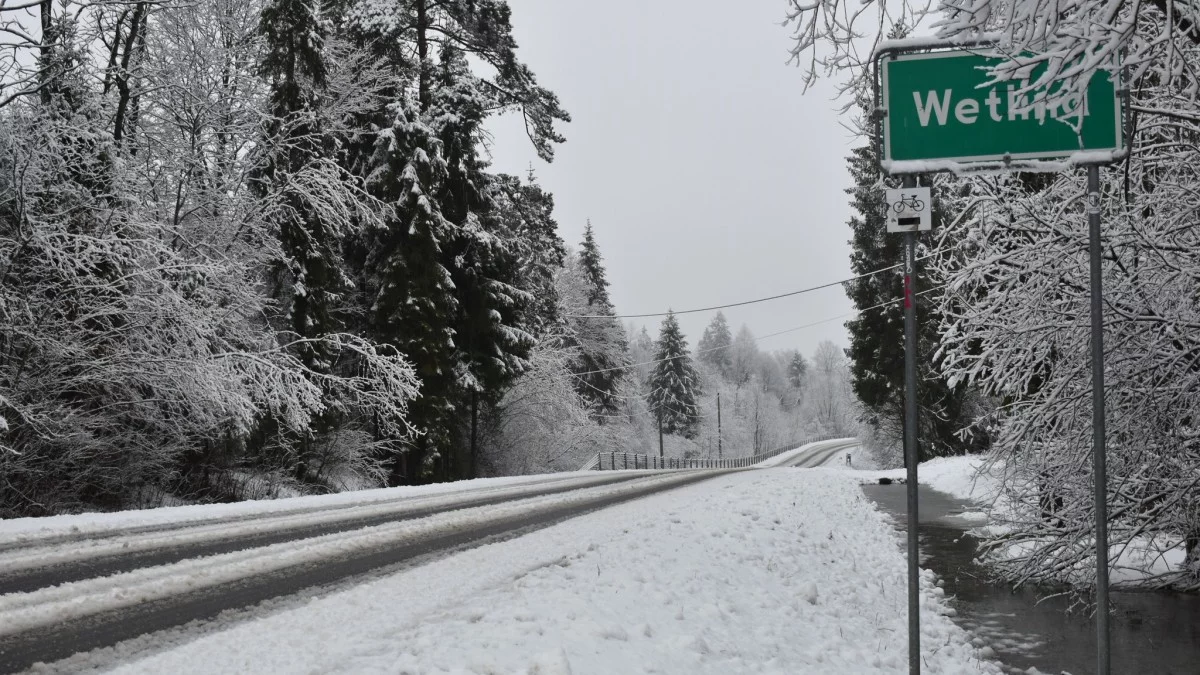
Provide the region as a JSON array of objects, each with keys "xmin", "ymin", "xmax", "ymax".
[
  {"xmin": 781, "ymin": 439, "xmax": 860, "ymax": 468},
  {"xmin": 0, "ymin": 471, "xmax": 724, "ymax": 673},
  {"xmin": 0, "ymin": 473, "xmax": 648, "ymax": 595}
]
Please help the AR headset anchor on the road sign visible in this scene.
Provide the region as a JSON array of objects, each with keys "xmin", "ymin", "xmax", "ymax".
[
  {"xmin": 886, "ymin": 187, "xmax": 931, "ymax": 232},
  {"xmin": 881, "ymin": 50, "xmax": 1123, "ymax": 164},
  {"xmin": 874, "ymin": 43, "xmax": 1125, "ymax": 675}
]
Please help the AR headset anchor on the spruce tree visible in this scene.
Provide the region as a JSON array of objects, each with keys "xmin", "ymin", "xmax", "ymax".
[
  {"xmin": 647, "ymin": 311, "xmax": 702, "ymax": 437},
  {"xmin": 363, "ymin": 96, "xmax": 459, "ymax": 484},
  {"xmin": 787, "ymin": 352, "xmax": 808, "ymax": 389},
  {"xmin": 489, "ymin": 173, "xmax": 566, "ymax": 338},
  {"xmin": 697, "ymin": 311, "xmax": 733, "ymax": 375},
  {"xmin": 339, "ymin": 0, "xmax": 569, "ymax": 482},
  {"xmin": 569, "ymin": 222, "xmax": 627, "ymax": 416},
  {"xmin": 579, "ymin": 221, "xmax": 612, "ymax": 308},
  {"xmin": 843, "ymin": 97, "xmax": 981, "ymax": 461},
  {"xmin": 431, "ymin": 46, "xmax": 540, "ymax": 477},
  {"xmin": 258, "ymin": 0, "xmax": 344, "ymax": 372}
]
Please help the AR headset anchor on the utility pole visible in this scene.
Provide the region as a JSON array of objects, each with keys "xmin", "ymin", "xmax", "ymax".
[
  {"xmin": 717, "ymin": 393, "xmax": 722, "ymax": 460},
  {"xmin": 470, "ymin": 391, "xmax": 478, "ymax": 479},
  {"xmin": 658, "ymin": 413, "xmax": 664, "ymax": 458}
]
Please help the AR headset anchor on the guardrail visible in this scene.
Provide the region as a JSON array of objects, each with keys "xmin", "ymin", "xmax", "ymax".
[{"xmin": 579, "ymin": 434, "xmax": 840, "ymax": 471}]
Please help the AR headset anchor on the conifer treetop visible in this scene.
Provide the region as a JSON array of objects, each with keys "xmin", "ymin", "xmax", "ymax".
[{"xmin": 578, "ymin": 220, "xmax": 612, "ymax": 310}]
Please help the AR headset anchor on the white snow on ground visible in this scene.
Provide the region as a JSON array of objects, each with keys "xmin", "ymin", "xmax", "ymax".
[
  {"xmin": 90, "ymin": 470, "xmax": 1000, "ymax": 675},
  {"xmin": 874, "ymin": 455, "xmax": 1002, "ymax": 505},
  {"xmin": 864, "ymin": 456, "xmax": 1192, "ymax": 587},
  {"xmin": 0, "ymin": 473, "xmax": 657, "ymax": 577}
]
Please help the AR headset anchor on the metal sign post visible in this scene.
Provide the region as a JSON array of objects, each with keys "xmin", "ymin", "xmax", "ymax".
[
  {"xmin": 1087, "ymin": 165, "xmax": 1110, "ymax": 674},
  {"xmin": 901, "ymin": 174, "xmax": 921, "ymax": 675},
  {"xmin": 874, "ymin": 42, "xmax": 1127, "ymax": 675}
]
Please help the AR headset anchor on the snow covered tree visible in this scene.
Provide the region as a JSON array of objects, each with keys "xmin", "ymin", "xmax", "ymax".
[
  {"xmin": 338, "ymin": 0, "xmax": 569, "ymax": 481},
  {"xmin": 258, "ymin": 0, "xmax": 344, "ymax": 368},
  {"xmin": 578, "ymin": 221, "xmax": 612, "ymax": 307},
  {"xmin": 0, "ymin": 0, "xmax": 422, "ymax": 515},
  {"xmin": 567, "ymin": 222, "xmax": 628, "ymax": 416},
  {"xmin": 488, "ymin": 173, "xmax": 566, "ymax": 337},
  {"xmin": 697, "ymin": 311, "xmax": 733, "ymax": 375},
  {"xmin": 841, "ymin": 102, "xmax": 983, "ymax": 461},
  {"xmin": 787, "ymin": 351, "xmax": 808, "ymax": 390},
  {"xmin": 806, "ymin": 341, "xmax": 858, "ymax": 435},
  {"xmin": 359, "ymin": 94, "xmax": 458, "ymax": 483},
  {"xmin": 627, "ymin": 324, "xmax": 656, "ymax": 386},
  {"xmin": 729, "ymin": 325, "xmax": 759, "ymax": 389},
  {"xmin": 647, "ymin": 312, "xmax": 702, "ymax": 438},
  {"xmin": 784, "ymin": 0, "xmax": 1200, "ymax": 588}
]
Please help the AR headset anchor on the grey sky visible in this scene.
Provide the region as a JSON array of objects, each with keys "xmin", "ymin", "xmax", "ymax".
[{"xmin": 485, "ymin": 0, "xmax": 859, "ymax": 359}]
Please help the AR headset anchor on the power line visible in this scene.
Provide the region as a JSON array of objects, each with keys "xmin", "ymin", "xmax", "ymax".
[
  {"xmin": 570, "ymin": 284, "xmax": 948, "ymax": 378},
  {"xmin": 565, "ymin": 251, "xmax": 941, "ymax": 320}
]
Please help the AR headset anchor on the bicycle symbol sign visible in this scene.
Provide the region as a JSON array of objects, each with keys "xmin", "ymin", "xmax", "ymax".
[
  {"xmin": 885, "ymin": 187, "xmax": 932, "ymax": 233},
  {"xmin": 892, "ymin": 195, "xmax": 925, "ymax": 213}
]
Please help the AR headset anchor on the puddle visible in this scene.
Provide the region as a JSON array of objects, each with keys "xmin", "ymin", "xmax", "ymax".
[{"xmin": 863, "ymin": 483, "xmax": 1200, "ymax": 674}]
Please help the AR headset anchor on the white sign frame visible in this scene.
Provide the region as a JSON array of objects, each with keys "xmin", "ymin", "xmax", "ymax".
[{"xmin": 885, "ymin": 187, "xmax": 932, "ymax": 233}]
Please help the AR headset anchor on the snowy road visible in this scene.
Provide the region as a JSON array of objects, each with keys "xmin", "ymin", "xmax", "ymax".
[
  {"xmin": 0, "ymin": 472, "xmax": 651, "ymax": 595},
  {"xmin": 776, "ymin": 438, "xmax": 859, "ymax": 468},
  {"xmin": 0, "ymin": 471, "xmax": 720, "ymax": 672},
  {"xmin": 0, "ymin": 438, "xmax": 998, "ymax": 674}
]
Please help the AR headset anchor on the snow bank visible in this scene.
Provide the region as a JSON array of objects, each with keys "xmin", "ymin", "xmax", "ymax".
[
  {"xmin": 0, "ymin": 473, "xmax": 598, "ymax": 542},
  {"xmin": 95, "ymin": 470, "xmax": 1000, "ymax": 675},
  {"xmin": 875, "ymin": 455, "xmax": 1001, "ymax": 505}
]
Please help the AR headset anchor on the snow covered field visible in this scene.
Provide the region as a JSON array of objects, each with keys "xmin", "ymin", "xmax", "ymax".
[{"xmin": 64, "ymin": 469, "xmax": 999, "ymax": 675}]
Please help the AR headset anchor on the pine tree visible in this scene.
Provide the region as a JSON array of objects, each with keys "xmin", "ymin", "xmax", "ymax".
[
  {"xmin": 578, "ymin": 221, "xmax": 612, "ymax": 308},
  {"xmin": 340, "ymin": 0, "xmax": 569, "ymax": 481},
  {"xmin": 257, "ymin": 0, "xmax": 344, "ymax": 371},
  {"xmin": 842, "ymin": 96, "xmax": 982, "ymax": 461},
  {"xmin": 697, "ymin": 311, "xmax": 733, "ymax": 375},
  {"xmin": 489, "ymin": 173, "xmax": 566, "ymax": 338},
  {"xmin": 648, "ymin": 311, "xmax": 702, "ymax": 437},
  {"xmin": 787, "ymin": 352, "xmax": 808, "ymax": 389},
  {"xmin": 568, "ymin": 222, "xmax": 627, "ymax": 416},
  {"xmin": 363, "ymin": 95, "xmax": 459, "ymax": 484}
]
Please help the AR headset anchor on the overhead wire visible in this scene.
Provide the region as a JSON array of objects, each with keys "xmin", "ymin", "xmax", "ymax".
[
  {"xmin": 570, "ymin": 284, "xmax": 949, "ymax": 379},
  {"xmin": 564, "ymin": 285, "xmax": 948, "ymax": 421},
  {"xmin": 565, "ymin": 250, "xmax": 943, "ymax": 320}
]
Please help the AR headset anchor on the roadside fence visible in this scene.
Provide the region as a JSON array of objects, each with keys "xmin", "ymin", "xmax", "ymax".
[{"xmin": 578, "ymin": 434, "xmax": 839, "ymax": 472}]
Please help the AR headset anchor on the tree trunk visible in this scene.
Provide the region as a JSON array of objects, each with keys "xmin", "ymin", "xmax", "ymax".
[
  {"xmin": 415, "ymin": 0, "xmax": 431, "ymax": 111},
  {"xmin": 658, "ymin": 414, "xmax": 664, "ymax": 457},
  {"xmin": 470, "ymin": 390, "xmax": 478, "ymax": 479},
  {"xmin": 112, "ymin": 3, "xmax": 148, "ymax": 148}
]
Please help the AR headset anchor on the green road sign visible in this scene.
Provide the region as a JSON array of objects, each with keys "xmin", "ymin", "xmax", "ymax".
[{"xmin": 881, "ymin": 50, "xmax": 1123, "ymax": 164}]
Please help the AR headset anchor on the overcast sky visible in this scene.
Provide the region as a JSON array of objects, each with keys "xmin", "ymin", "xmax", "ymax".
[{"xmin": 485, "ymin": 0, "xmax": 860, "ymax": 359}]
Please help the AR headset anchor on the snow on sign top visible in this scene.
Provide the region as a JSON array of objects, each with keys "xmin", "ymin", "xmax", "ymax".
[{"xmin": 878, "ymin": 48, "xmax": 1124, "ymax": 173}]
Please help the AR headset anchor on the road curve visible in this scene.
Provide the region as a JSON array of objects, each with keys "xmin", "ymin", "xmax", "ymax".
[{"xmin": 780, "ymin": 438, "xmax": 861, "ymax": 468}]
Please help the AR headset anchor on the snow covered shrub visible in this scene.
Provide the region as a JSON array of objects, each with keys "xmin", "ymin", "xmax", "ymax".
[
  {"xmin": 784, "ymin": 0, "xmax": 1200, "ymax": 591},
  {"xmin": 0, "ymin": 10, "xmax": 420, "ymax": 515},
  {"xmin": 930, "ymin": 112, "xmax": 1200, "ymax": 590}
]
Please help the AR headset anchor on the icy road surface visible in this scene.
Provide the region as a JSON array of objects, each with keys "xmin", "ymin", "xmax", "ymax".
[{"xmin": 71, "ymin": 469, "xmax": 998, "ymax": 675}]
